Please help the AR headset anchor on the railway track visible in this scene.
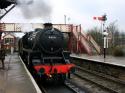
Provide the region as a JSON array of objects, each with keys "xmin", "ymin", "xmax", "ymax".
[
  {"xmin": 65, "ymin": 80, "xmax": 86, "ymax": 93},
  {"xmin": 74, "ymin": 66, "xmax": 125, "ymax": 93},
  {"xmin": 38, "ymin": 80, "xmax": 86, "ymax": 93},
  {"xmin": 21, "ymin": 56, "xmax": 86, "ymax": 93}
]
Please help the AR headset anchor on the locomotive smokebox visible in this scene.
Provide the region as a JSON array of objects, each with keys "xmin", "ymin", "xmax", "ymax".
[{"xmin": 44, "ymin": 23, "xmax": 53, "ymax": 29}]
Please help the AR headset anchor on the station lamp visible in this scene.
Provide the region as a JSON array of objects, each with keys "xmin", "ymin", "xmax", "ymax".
[{"xmin": 103, "ymin": 30, "xmax": 109, "ymax": 59}]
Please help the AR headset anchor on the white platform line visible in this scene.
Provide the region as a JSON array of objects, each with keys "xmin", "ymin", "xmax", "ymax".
[{"xmin": 19, "ymin": 56, "xmax": 42, "ymax": 93}]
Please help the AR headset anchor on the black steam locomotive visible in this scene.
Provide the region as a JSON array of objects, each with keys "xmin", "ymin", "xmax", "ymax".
[{"xmin": 18, "ymin": 23, "xmax": 75, "ymax": 82}]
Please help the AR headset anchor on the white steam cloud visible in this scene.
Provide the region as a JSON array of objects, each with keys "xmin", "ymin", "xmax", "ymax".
[{"xmin": 17, "ymin": 0, "xmax": 52, "ymax": 20}]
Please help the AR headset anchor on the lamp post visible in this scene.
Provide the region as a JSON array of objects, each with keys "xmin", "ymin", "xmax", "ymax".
[
  {"xmin": 103, "ymin": 30, "xmax": 108, "ymax": 59},
  {"xmin": 64, "ymin": 15, "xmax": 66, "ymax": 24},
  {"xmin": 101, "ymin": 14, "xmax": 108, "ymax": 59}
]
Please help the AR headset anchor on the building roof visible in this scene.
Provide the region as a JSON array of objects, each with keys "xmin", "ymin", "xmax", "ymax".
[{"xmin": 2, "ymin": 33, "xmax": 16, "ymax": 39}]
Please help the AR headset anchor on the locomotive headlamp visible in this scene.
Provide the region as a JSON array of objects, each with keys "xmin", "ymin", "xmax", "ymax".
[
  {"xmin": 39, "ymin": 68, "xmax": 45, "ymax": 75},
  {"xmin": 69, "ymin": 67, "xmax": 75, "ymax": 73}
]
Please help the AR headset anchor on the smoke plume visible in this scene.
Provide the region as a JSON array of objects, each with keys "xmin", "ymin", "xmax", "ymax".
[{"xmin": 17, "ymin": 0, "xmax": 52, "ymax": 20}]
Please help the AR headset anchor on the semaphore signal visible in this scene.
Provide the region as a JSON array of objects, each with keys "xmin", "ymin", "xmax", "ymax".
[{"xmin": 93, "ymin": 14, "xmax": 107, "ymax": 21}]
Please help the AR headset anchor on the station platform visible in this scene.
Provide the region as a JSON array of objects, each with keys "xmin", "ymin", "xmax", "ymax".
[
  {"xmin": 70, "ymin": 54, "xmax": 125, "ymax": 67},
  {"xmin": 0, "ymin": 53, "xmax": 41, "ymax": 93}
]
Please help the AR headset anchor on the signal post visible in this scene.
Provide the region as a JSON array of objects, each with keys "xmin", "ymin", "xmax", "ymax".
[{"xmin": 93, "ymin": 14, "xmax": 108, "ymax": 59}]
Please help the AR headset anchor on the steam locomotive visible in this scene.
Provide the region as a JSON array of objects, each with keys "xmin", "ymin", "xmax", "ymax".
[{"xmin": 18, "ymin": 23, "xmax": 75, "ymax": 82}]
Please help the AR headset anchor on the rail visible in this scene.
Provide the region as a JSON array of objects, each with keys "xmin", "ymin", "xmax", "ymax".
[{"xmin": 75, "ymin": 66, "xmax": 125, "ymax": 93}]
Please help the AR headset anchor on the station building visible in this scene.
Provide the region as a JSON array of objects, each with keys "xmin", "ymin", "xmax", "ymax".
[{"xmin": 1, "ymin": 33, "xmax": 16, "ymax": 51}]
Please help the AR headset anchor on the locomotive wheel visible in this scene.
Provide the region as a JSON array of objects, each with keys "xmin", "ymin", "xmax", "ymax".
[{"xmin": 59, "ymin": 74, "xmax": 66, "ymax": 83}]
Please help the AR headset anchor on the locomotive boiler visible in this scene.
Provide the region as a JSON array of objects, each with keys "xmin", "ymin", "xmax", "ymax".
[{"xmin": 18, "ymin": 23, "xmax": 75, "ymax": 82}]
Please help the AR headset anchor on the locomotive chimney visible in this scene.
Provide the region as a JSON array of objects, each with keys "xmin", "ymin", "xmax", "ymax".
[{"xmin": 44, "ymin": 23, "xmax": 53, "ymax": 29}]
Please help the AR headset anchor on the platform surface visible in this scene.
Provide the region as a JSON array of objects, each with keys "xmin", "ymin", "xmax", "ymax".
[
  {"xmin": 0, "ymin": 53, "xmax": 37, "ymax": 93},
  {"xmin": 71, "ymin": 54, "xmax": 125, "ymax": 67}
]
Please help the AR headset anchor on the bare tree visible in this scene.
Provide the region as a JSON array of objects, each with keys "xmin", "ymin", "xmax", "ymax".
[{"xmin": 107, "ymin": 21, "xmax": 119, "ymax": 47}]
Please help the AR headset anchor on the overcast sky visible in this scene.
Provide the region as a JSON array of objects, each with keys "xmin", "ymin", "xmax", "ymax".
[{"xmin": 1, "ymin": 0, "xmax": 125, "ymax": 31}]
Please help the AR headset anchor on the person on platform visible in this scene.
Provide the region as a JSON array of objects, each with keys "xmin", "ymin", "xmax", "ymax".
[{"xmin": 0, "ymin": 45, "xmax": 6, "ymax": 69}]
